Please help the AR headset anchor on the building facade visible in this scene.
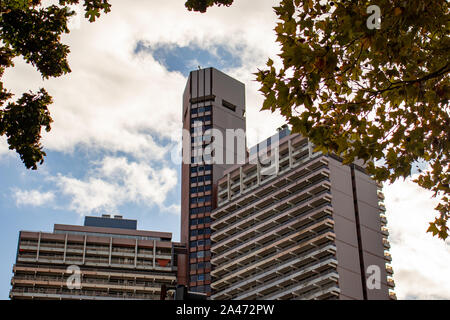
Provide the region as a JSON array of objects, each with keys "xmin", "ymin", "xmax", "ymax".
[
  {"xmin": 10, "ymin": 215, "xmax": 187, "ymax": 300},
  {"xmin": 210, "ymin": 129, "xmax": 396, "ymax": 300},
  {"xmin": 181, "ymin": 67, "xmax": 246, "ymax": 295}
]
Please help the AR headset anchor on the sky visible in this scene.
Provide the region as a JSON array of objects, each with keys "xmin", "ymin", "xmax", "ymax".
[{"xmin": 0, "ymin": 0, "xmax": 449, "ymax": 300}]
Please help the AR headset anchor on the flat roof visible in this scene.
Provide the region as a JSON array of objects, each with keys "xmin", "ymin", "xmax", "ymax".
[{"xmin": 53, "ymin": 224, "xmax": 172, "ymax": 240}]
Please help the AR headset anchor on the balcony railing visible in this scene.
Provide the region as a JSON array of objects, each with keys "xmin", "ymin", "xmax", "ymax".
[
  {"xmin": 211, "ymin": 228, "xmax": 335, "ymax": 283},
  {"xmin": 212, "ymin": 243, "xmax": 336, "ymax": 298}
]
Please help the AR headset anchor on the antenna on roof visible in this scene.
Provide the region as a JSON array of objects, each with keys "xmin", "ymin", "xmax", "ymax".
[{"xmin": 198, "ymin": 65, "xmax": 201, "ymax": 70}]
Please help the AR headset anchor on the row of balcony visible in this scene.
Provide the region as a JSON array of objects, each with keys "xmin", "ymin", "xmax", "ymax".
[
  {"xmin": 10, "ymin": 287, "xmax": 167, "ymax": 300},
  {"xmin": 19, "ymin": 244, "xmax": 172, "ymax": 260},
  {"xmin": 233, "ymin": 257, "xmax": 337, "ymax": 300},
  {"xmin": 213, "ymin": 167, "xmax": 331, "ymax": 235},
  {"xmin": 215, "ymin": 156, "xmax": 329, "ymax": 215},
  {"xmin": 17, "ymin": 256, "xmax": 174, "ymax": 272},
  {"xmin": 266, "ymin": 270, "xmax": 339, "ymax": 300},
  {"xmin": 212, "ymin": 199, "xmax": 333, "ymax": 262},
  {"xmin": 212, "ymin": 244, "xmax": 337, "ymax": 300},
  {"xmin": 211, "ymin": 228, "xmax": 336, "ymax": 287},
  {"xmin": 213, "ymin": 170, "xmax": 331, "ymax": 232},
  {"xmin": 212, "ymin": 213, "xmax": 334, "ymax": 273},
  {"xmin": 13, "ymin": 265, "xmax": 176, "ymax": 282}
]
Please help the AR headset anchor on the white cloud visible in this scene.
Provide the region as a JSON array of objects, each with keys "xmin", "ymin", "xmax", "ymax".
[
  {"xmin": 384, "ymin": 177, "xmax": 450, "ymax": 299},
  {"xmin": 0, "ymin": 136, "xmax": 9, "ymax": 156},
  {"xmin": 54, "ymin": 156, "xmax": 178, "ymax": 215},
  {"xmin": 1, "ymin": 0, "xmax": 282, "ymax": 161},
  {"xmin": 2, "ymin": 0, "xmax": 448, "ymax": 300},
  {"xmin": 13, "ymin": 189, "xmax": 55, "ymax": 207}
]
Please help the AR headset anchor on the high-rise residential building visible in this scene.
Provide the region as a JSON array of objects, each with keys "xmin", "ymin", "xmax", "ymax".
[
  {"xmin": 10, "ymin": 215, "xmax": 187, "ymax": 300},
  {"xmin": 180, "ymin": 67, "xmax": 246, "ymax": 296},
  {"xmin": 210, "ymin": 128, "xmax": 396, "ymax": 300}
]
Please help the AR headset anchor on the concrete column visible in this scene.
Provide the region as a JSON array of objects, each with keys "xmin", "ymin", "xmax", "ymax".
[
  {"xmin": 288, "ymin": 139, "xmax": 293, "ymax": 168},
  {"xmin": 239, "ymin": 167, "xmax": 243, "ymax": 194},
  {"xmin": 36, "ymin": 232, "xmax": 41, "ymax": 261},
  {"xmin": 63, "ymin": 233, "xmax": 68, "ymax": 263},
  {"xmin": 257, "ymin": 162, "xmax": 261, "ymax": 185},
  {"xmin": 275, "ymin": 147, "xmax": 280, "ymax": 176},
  {"xmin": 82, "ymin": 235, "xmax": 87, "ymax": 264},
  {"xmin": 108, "ymin": 237, "xmax": 112, "ymax": 266},
  {"xmin": 308, "ymin": 139, "xmax": 313, "ymax": 158},
  {"xmin": 153, "ymin": 240, "xmax": 156, "ymax": 268},
  {"xmin": 227, "ymin": 173, "xmax": 231, "ymax": 201},
  {"xmin": 134, "ymin": 239, "xmax": 138, "ymax": 267}
]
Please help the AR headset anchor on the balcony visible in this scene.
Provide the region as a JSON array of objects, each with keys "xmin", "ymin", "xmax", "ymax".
[
  {"xmin": 387, "ymin": 278, "xmax": 395, "ymax": 288},
  {"xmin": 211, "ymin": 243, "xmax": 337, "ymax": 298},
  {"xmin": 229, "ymin": 256, "xmax": 338, "ymax": 300},
  {"xmin": 211, "ymin": 189, "xmax": 332, "ymax": 246},
  {"xmin": 384, "ymin": 252, "xmax": 392, "ymax": 262},
  {"xmin": 382, "ymin": 238, "xmax": 390, "ymax": 249},
  {"xmin": 389, "ymin": 291, "xmax": 397, "ymax": 300},
  {"xmin": 212, "ymin": 156, "xmax": 328, "ymax": 221},
  {"xmin": 212, "ymin": 168, "xmax": 331, "ymax": 231},
  {"xmin": 211, "ymin": 214, "xmax": 334, "ymax": 267},
  {"xmin": 386, "ymin": 265, "xmax": 394, "ymax": 275},
  {"xmin": 381, "ymin": 227, "xmax": 389, "ymax": 237}
]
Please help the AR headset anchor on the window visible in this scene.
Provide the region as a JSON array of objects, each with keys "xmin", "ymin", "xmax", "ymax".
[
  {"xmin": 197, "ymin": 106, "xmax": 212, "ymax": 113},
  {"xmin": 190, "ymin": 219, "xmax": 197, "ymax": 225},
  {"xmin": 190, "ymin": 187, "xmax": 197, "ymax": 193},
  {"xmin": 197, "ymin": 274, "xmax": 205, "ymax": 281},
  {"xmin": 205, "ymin": 185, "xmax": 212, "ymax": 191},
  {"xmin": 197, "ymin": 251, "xmax": 205, "ymax": 258},
  {"xmin": 190, "ymin": 230, "xmax": 197, "ymax": 236},
  {"xmin": 222, "ymin": 99, "xmax": 236, "ymax": 112},
  {"xmin": 190, "ymin": 167, "xmax": 197, "ymax": 173},
  {"xmin": 190, "ymin": 275, "xmax": 197, "ymax": 282}
]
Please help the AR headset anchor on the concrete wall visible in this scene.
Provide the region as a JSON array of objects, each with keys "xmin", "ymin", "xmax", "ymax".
[
  {"xmin": 328, "ymin": 158, "xmax": 364, "ymax": 300},
  {"xmin": 354, "ymin": 170, "xmax": 389, "ymax": 299}
]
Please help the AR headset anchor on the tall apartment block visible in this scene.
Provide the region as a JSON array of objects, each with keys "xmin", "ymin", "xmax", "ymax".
[
  {"xmin": 210, "ymin": 128, "xmax": 396, "ymax": 300},
  {"xmin": 180, "ymin": 67, "xmax": 246, "ymax": 295},
  {"xmin": 10, "ymin": 215, "xmax": 187, "ymax": 300}
]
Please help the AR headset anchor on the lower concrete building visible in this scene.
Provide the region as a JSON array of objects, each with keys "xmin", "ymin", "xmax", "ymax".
[
  {"xmin": 210, "ymin": 129, "xmax": 396, "ymax": 300},
  {"xmin": 10, "ymin": 215, "xmax": 187, "ymax": 300}
]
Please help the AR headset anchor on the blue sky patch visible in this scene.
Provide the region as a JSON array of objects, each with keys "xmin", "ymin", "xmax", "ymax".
[{"xmin": 134, "ymin": 41, "xmax": 244, "ymax": 76}]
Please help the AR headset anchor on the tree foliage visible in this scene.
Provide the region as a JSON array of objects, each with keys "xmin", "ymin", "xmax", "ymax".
[
  {"xmin": 0, "ymin": 0, "xmax": 110, "ymax": 169},
  {"xmin": 185, "ymin": 0, "xmax": 450, "ymax": 239}
]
